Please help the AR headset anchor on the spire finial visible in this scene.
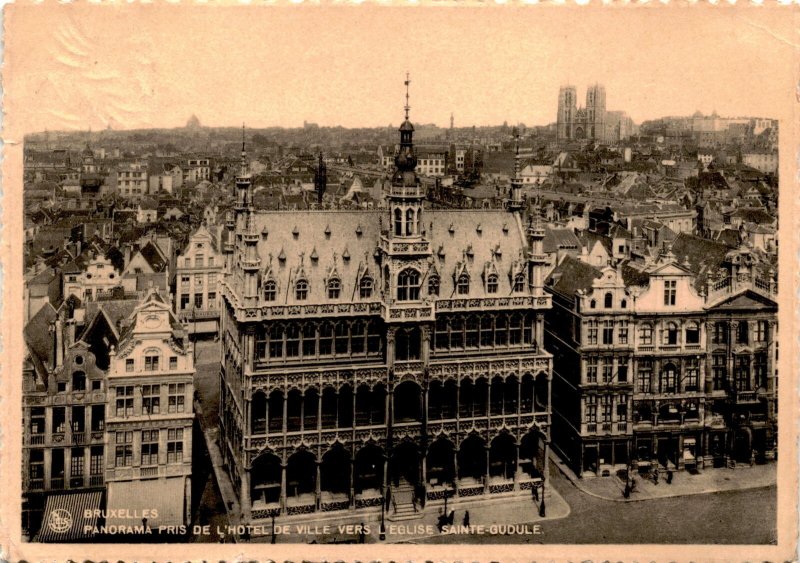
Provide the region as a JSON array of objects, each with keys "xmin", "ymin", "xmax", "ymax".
[
  {"xmin": 242, "ymin": 122, "xmax": 246, "ymax": 152},
  {"xmin": 404, "ymin": 72, "xmax": 411, "ymax": 121}
]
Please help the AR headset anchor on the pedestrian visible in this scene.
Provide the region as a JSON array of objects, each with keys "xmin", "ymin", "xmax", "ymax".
[
  {"xmin": 666, "ymin": 469, "xmax": 673, "ymax": 485},
  {"xmin": 532, "ymin": 486, "xmax": 539, "ymax": 502},
  {"xmin": 623, "ymin": 484, "xmax": 630, "ymax": 499},
  {"xmin": 653, "ymin": 467, "xmax": 659, "ymax": 485},
  {"xmin": 463, "ymin": 511, "xmax": 470, "ymax": 527},
  {"xmin": 448, "ymin": 509, "xmax": 455, "ymax": 525},
  {"xmin": 358, "ymin": 522, "xmax": 366, "ymax": 544},
  {"xmin": 630, "ymin": 477, "xmax": 636, "ymax": 493}
]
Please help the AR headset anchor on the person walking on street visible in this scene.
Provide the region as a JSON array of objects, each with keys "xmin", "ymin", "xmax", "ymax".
[
  {"xmin": 666, "ymin": 469, "xmax": 673, "ymax": 484},
  {"xmin": 653, "ymin": 467, "xmax": 659, "ymax": 485},
  {"xmin": 463, "ymin": 511, "xmax": 470, "ymax": 527}
]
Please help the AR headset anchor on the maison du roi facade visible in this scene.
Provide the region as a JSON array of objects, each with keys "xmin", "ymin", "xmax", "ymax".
[
  {"xmin": 545, "ymin": 250, "xmax": 777, "ymax": 478},
  {"xmin": 218, "ymin": 97, "xmax": 553, "ymax": 520}
]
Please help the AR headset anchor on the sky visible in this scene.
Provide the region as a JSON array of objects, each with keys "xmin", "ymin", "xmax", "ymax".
[{"xmin": 4, "ymin": 5, "xmax": 796, "ymax": 133}]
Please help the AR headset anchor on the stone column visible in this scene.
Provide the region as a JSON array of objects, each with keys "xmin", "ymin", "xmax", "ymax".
[
  {"xmin": 300, "ymin": 390, "xmax": 305, "ymax": 433},
  {"xmin": 241, "ymin": 469, "xmax": 251, "ymax": 521},
  {"xmin": 349, "ymin": 458, "xmax": 355, "ymax": 509},
  {"xmin": 484, "ymin": 446, "xmax": 491, "ymax": 494},
  {"xmin": 315, "ymin": 462, "xmax": 321, "ymax": 510},
  {"xmin": 453, "ymin": 448, "xmax": 460, "ymax": 495},
  {"xmin": 513, "ymin": 444, "xmax": 520, "ymax": 490},
  {"xmin": 280, "ymin": 464, "xmax": 287, "ymax": 514}
]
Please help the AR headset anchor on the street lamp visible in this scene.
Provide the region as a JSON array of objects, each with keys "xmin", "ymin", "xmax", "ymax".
[
  {"xmin": 379, "ymin": 483, "xmax": 386, "ymax": 541},
  {"xmin": 271, "ymin": 512, "xmax": 277, "ymax": 544}
]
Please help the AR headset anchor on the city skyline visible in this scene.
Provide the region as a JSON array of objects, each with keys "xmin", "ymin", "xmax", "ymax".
[{"xmin": 6, "ymin": 6, "xmax": 792, "ymax": 134}]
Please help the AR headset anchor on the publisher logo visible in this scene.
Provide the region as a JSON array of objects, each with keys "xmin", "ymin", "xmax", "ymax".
[{"xmin": 48, "ymin": 509, "xmax": 73, "ymax": 534}]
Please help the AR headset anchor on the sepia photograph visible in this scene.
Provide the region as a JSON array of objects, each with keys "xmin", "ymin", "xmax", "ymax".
[{"xmin": 1, "ymin": 4, "xmax": 796, "ymax": 561}]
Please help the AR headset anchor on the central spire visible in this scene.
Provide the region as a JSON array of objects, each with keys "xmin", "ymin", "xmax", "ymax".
[
  {"xmin": 394, "ymin": 73, "xmax": 417, "ymax": 176},
  {"xmin": 404, "ymin": 72, "xmax": 411, "ymax": 121}
]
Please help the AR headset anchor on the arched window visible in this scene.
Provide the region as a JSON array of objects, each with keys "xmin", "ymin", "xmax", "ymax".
[
  {"xmin": 685, "ymin": 322, "xmax": 700, "ymax": 344},
  {"xmin": 397, "ymin": 268, "xmax": 421, "ymax": 301},
  {"xmin": 359, "ymin": 277, "xmax": 373, "ymax": 299},
  {"xmin": 621, "ymin": 299, "xmax": 627, "ymax": 309},
  {"xmin": 264, "ymin": 280, "xmax": 277, "ymax": 302},
  {"xmin": 590, "ymin": 299, "xmax": 596, "ymax": 309},
  {"xmin": 604, "ymin": 292, "xmax": 613, "ymax": 308},
  {"xmin": 405, "ymin": 208, "xmax": 415, "ymax": 236},
  {"xmin": 295, "ymin": 279, "xmax": 308, "ymax": 301},
  {"xmin": 457, "ymin": 274, "xmax": 470, "ymax": 295},
  {"xmin": 513, "ymin": 274, "xmax": 525, "ymax": 293},
  {"xmin": 486, "ymin": 274, "xmax": 498, "ymax": 294},
  {"xmin": 327, "ymin": 278, "xmax": 341, "ymax": 299},
  {"xmin": 428, "ymin": 275, "xmax": 440, "ymax": 296},
  {"xmin": 394, "ymin": 208, "xmax": 403, "ymax": 236}
]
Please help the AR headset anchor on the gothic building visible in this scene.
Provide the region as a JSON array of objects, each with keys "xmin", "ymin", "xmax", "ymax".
[
  {"xmin": 556, "ymin": 84, "xmax": 607, "ymax": 143},
  {"xmin": 218, "ymin": 80, "xmax": 554, "ymax": 522}
]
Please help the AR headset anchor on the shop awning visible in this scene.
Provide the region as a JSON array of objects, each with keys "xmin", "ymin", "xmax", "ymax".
[
  {"xmin": 36, "ymin": 491, "xmax": 103, "ymax": 542},
  {"xmin": 106, "ymin": 478, "xmax": 186, "ymax": 529}
]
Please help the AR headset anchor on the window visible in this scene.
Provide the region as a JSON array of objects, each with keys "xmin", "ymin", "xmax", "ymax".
[
  {"xmin": 286, "ymin": 325, "xmax": 300, "ymax": 357},
  {"xmin": 207, "ymin": 292, "xmax": 216, "ymax": 307},
  {"xmin": 513, "ymin": 274, "xmax": 525, "ymax": 293},
  {"xmin": 754, "ymin": 320, "xmax": 767, "ymax": 342},
  {"xmin": 590, "ymin": 299, "xmax": 596, "ymax": 309},
  {"xmin": 661, "ymin": 363, "xmax": 677, "ymax": 393},
  {"xmin": 456, "ymin": 274, "xmax": 470, "ymax": 296},
  {"xmin": 712, "ymin": 321, "xmax": 727, "ymax": 344},
  {"xmin": 359, "ymin": 277, "xmax": 373, "ymax": 299},
  {"xmin": 180, "ymin": 294, "xmax": 190, "ymax": 310},
  {"xmin": 142, "ymin": 384, "xmax": 160, "ymax": 414},
  {"xmin": 486, "ymin": 274, "xmax": 498, "ymax": 294},
  {"xmin": 141, "ymin": 430, "xmax": 159, "ymax": 466},
  {"xmin": 350, "ymin": 321, "xmax": 366, "ymax": 354},
  {"xmin": 144, "ymin": 354, "xmax": 160, "ymax": 371},
  {"xmin": 335, "ymin": 322, "xmax": 349, "ymax": 355},
  {"xmin": 115, "ymin": 386, "xmax": 134, "ymax": 417},
  {"xmin": 602, "ymin": 320, "xmax": 614, "ymax": 345},
  {"xmin": 618, "ymin": 321, "xmax": 628, "ymax": 345},
  {"xmin": 167, "ymin": 428, "xmax": 184, "ymax": 463},
  {"xmin": 168, "ymin": 383, "xmax": 186, "ymax": 413},
  {"xmin": 126, "ymin": 359, "xmax": 134, "ymax": 372},
  {"xmin": 586, "ymin": 357, "xmax": 598, "ymax": 383},
  {"xmin": 91, "ymin": 405, "xmax": 104, "ymax": 431},
  {"xmin": 208, "ymin": 257, "xmax": 215, "ymax": 267},
  {"xmin": 326, "ymin": 278, "xmax": 342, "ymax": 300},
  {"xmin": 394, "ymin": 208, "xmax": 403, "ymax": 236},
  {"xmin": 585, "ymin": 396, "xmax": 597, "ymax": 423},
  {"xmin": 465, "ymin": 316, "xmax": 480, "ymax": 348},
  {"xmin": 601, "ymin": 358, "xmax": 613, "ymax": 383},
  {"xmin": 319, "ymin": 322, "xmax": 333, "ymax": 356},
  {"xmin": 604, "ymin": 292, "xmax": 613, "ymax": 308},
  {"xmin": 264, "ymin": 280, "xmax": 277, "ymax": 302},
  {"xmin": 616, "ymin": 402, "xmax": 628, "ymax": 422},
  {"xmin": 295, "ymin": 279, "xmax": 308, "ymax": 301},
  {"xmin": 586, "ymin": 321, "xmax": 598, "ymax": 345},
  {"xmin": 115, "ymin": 431, "xmax": 133, "ymax": 467},
  {"xmin": 70, "ymin": 448, "xmax": 84, "ymax": 482},
  {"xmin": 428, "ymin": 275, "xmax": 440, "ymax": 296},
  {"xmin": 685, "ymin": 358, "xmax": 699, "ymax": 391},
  {"xmin": 736, "ymin": 321, "xmax": 749, "ymax": 344},
  {"xmin": 664, "ymin": 322, "xmax": 679, "ymax": 346},
  {"xmin": 72, "ymin": 371, "xmax": 86, "ymax": 392},
  {"xmin": 397, "ymin": 268, "xmax": 421, "ymax": 301},
  {"xmin": 685, "ymin": 322, "xmax": 700, "ymax": 344},
  {"xmin": 712, "ymin": 354, "xmax": 727, "ymax": 390},
  {"xmin": 30, "ymin": 408, "xmax": 45, "ymax": 435},
  {"xmin": 664, "ymin": 280, "xmax": 676, "ymax": 306},
  {"xmin": 181, "ymin": 276, "xmax": 189, "ymax": 286},
  {"xmin": 639, "ymin": 324, "xmax": 653, "ymax": 346},
  {"xmin": 268, "ymin": 325, "xmax": 284, "ymax": 358},
  {"xmin": 618, "ymin": 358, "xmax": 628, "ymax": 382},
  {"xmin": 194, "ymin": 293, "xmax": 203, "ymax": 309},
  {"xmin": 169, "ymin": 356, "xmax": 178, "ymax": 370},
  {"xmin": 754, "ymin": 352, "xmax": 768, "ymax": 388},
  {"xmin": 601, "ymin": 395, "xmax": 613, "ymax": 422},
  {"xmin": 302, "ymin": 323, "xmax": 317, "ymax": 357},
  {"xmin": 735, "ymin": 355, "xmax": 750, "ymax": 391}
]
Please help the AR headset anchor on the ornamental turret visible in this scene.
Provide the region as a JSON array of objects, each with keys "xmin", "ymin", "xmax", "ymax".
[
  {"xmin": 508, "ymin": 127, "xmax": 524, "ymax": 213},
  {"xmin": 389, "ymin": 73, "xmax": 424, "ymax": 239}
]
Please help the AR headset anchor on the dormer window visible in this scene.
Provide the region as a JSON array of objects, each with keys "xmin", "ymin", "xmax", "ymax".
[
  {"xmin": 590, "ymin": 299, "xmax": 596, "ymax": 309},
  {"xmin": 264, "ymin": 280, "xmax": 277, "ymax": 302},
  {"xmin": 397, "ymin": 268, "xmax": 421, "ymax": 301},
  {"xmin": 327, "ymin": 278, "xmax": 341, "ymax": 299},
  {"xmin": 295, "ymin": 279, "xmax": 309, "ymax": 301},
  {"xmin": 486, "ymin": 274, "xmax": 498, "ymax": 294},
  {"xmin": 428, "ymin": 275, "xmax": 440, "ymax": 296},
  {"xmin": 604, "ymin": 292, "xmax": 613, "ymax": 308},
  {"xmin": 456, "ymin": 274, "xmax": 470, "ymax": 296},
  {"xmin": 359, "ymin": 277, "xmax": 373, "ymax": 299},
  {"xmin": 513, "ymin": 274, "xmax": 525, "ymax": 293}
]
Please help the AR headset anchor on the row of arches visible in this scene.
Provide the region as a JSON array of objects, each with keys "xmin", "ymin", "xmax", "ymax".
[
  {"xmin": 249, "ymin": 374, "xmax": 549, "ymax": 434},
  {"xmin": 249, "ymin": 432, "xmax": 545, "ymax": 506}
]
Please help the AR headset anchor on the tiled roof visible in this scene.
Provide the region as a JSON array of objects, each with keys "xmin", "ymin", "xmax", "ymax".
[
  {"xmin": 545, "ymin": 255, "xmax": 602, "ymax": 298},
  {"xmin": 669, "ymin": 233, "xmax": 730, "ymax": 290},
  {"xmin": 241, "ymin": 209, "xmax": 526, "ymax": 305},
  {"xmin": 24, "ymin": 302, "xmax": 58, "ymax": 372},
  {"xmin": 542, "ymin": 228, "xmax": 581, "ymax": 254}
]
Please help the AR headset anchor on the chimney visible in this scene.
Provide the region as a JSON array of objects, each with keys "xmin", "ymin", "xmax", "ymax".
[
  {"xmin": 54, "ymin": 314, "xmax": 64, "ymax": 369},
  {"xmin": 66, "ymin": 320, "xmax": 76, "ymax": 347}
]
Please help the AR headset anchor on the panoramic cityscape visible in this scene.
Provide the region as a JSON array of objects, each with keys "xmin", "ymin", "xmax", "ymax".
[{"xmin": 21, "ymin": 78, "xmax": 778, "ymax": 545}]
